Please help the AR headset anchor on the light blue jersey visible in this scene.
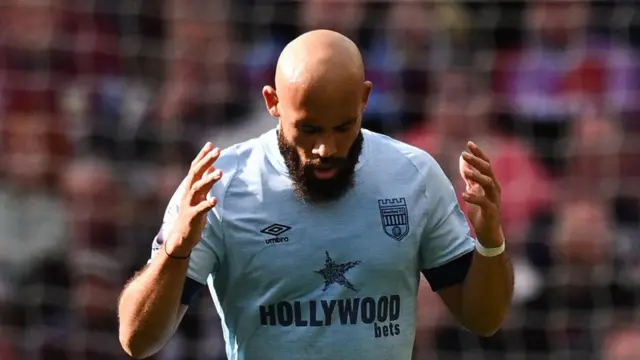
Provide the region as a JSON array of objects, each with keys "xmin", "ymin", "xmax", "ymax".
[{"xmin": 149, "ymin": 128, "xmax": 475, "ymax": 360}]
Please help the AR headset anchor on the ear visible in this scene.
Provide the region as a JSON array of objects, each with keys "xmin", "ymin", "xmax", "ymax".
[
  {"xmin": 361, "ymin": 81, "xmax": 373, "ymax": 112},
  {"xmin": 262, "ymin": 86, "xmax": 280, "ymax": 118}
]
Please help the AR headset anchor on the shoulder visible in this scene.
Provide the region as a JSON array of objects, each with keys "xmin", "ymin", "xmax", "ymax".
[
  {"xmin": 363, "ymin": 130, "xmax": 455, "ymax": 203},
  {"xmin": 363, "ymin": 129, "xmax": 442, "ymax": 179},
  {"xmin": 212, "ymin": 134, "xmax": 266, "ymax": 192}
]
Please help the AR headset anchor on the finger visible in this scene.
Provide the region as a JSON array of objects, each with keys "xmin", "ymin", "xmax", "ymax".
[
  {"xmin": 190, "ymin": 169, "xmax": 223, "ymax": 202},
  {"xmin": 467, "ymin": 141, "xmax": 491, "ymax": 164},
  {"xmin": 461, "ymin": 151, "xmax": 494, "ymax": 178},
  {"xmin": 191, "ymin": 142, "xmax": 213, "ymax": 168},
  {"xmin": 186, "ymin": 143, "xmax": 215, "ymax": 185},
  {"xmin": 202, "ymin": 164, "xmax": 216, "ymax": 177},
  {"xmin": 194, "ymin": 197, "xmax": 218, "ymax": 215},
  {"xmin": 191, "ymin": 147, "xmax": 221, "ymax": 182},
  {"xmin": 461, "ymin": 191, "xmax": 492, "ymax": 208},
  {"xmin": 463, "ymin": 168, "xmax": 492, "ymax": 188},
  {"xmin": 463, "ymin": 168, "xmax": 499, "ymax": 202},
  {"xmin": 190, "ymin": 165, "xmax": 217, "ymax": 194}
]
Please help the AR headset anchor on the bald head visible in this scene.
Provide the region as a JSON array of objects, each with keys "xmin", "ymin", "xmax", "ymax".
[
  {"xmin": 262, "ymin": 30, "xmax": 372, "ymax": 203},
  {"xmin": 275, "ymin": 30, "xmax": 365, "ymax": 92}
]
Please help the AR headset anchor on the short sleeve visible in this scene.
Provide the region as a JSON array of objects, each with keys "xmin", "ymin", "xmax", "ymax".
[{"xmin": 419, "ymin": 159, "xmax": 475, "ymax": 291}]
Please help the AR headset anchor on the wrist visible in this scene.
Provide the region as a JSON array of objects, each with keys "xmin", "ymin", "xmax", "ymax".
[
  {"xmin": 164, "ymin": 236, "xmax": 192, "ymax": 259},
  {"xmin": 476, "ymin": 227, "xmax": 505, "ymax": 248},
  {"xmin": 475, "ymin": 228, "xmax": 505, "ymax": 257},
  {"xmin": 475, "ymin": 241, "xmax": 505, "ymax": 257}
]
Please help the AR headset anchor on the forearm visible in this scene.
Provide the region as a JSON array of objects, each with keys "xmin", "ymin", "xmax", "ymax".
[
  {"xmin": 118, "ymin": 248, "xmax": 189, "ymax": 358},
  {"xmin": 461, "ymin": 250, "xmax": 514, "ymax": 336}
]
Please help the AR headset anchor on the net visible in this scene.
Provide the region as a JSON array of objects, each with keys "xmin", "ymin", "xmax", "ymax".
[{"xmin": 0, "ymin": 0, "xmax": 639, "ymax": 359}]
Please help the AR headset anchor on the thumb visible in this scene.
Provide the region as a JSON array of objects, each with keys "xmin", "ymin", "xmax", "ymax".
[{"xmin": 459, "ymin": 154, "xmax": 472, "ymax": 191}]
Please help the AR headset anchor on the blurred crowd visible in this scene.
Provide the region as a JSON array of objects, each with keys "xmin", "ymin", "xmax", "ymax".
[{"xmin": 1, "ymin": 0, "xmax": 639, "ymax": 359}]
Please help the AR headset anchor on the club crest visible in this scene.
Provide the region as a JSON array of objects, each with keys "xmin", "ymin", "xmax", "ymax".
[{"xmin": 378, "ymin": 198, "xmax": 410, "ymax": 241}]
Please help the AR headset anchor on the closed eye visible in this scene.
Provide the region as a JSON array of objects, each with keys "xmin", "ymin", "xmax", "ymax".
[
  {"xmin": 335, "ymin": 123, "xmax": 353, "ymax": 133},
  {"xmin": 299, "ymin": 124, "xmax": 322, "ymax": 134},
  {"xmin": 297, "ymin": 119, "xmax": 357, "ymax": 134},
  {"xmin": 334, "ymin": 119, "xmax": 357, "ymax": 133}
]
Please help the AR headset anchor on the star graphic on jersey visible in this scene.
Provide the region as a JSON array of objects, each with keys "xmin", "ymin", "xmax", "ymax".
[{"xmin": 314, "ymin": 251, "xmax": 361, "ymax": 292}]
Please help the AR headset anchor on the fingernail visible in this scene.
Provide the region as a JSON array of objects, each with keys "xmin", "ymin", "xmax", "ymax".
[
  {"xmin": 204, "ymin": 142, "xmax": 212, "ymax": 149},
  {"xmin": 212, "ymin": 147, "xmax": 221, "ymax": 155},
  {"xmin": 212, "ymin": 169, "xmax": 222, "ymax": 177}
]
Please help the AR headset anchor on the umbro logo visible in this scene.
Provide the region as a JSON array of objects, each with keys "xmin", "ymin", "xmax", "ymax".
[
  {"xmin": 260, "ymin": 224, "xmax": 291, "ymax": 236},
  {"xmin": 261, "ymin": 223, "xmax": 292, "ymax": 245}
]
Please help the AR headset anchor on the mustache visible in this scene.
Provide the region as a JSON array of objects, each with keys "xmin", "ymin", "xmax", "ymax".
[{"xmin": 304, "ymin": 156, "xmax": 349, "ymax": 169}]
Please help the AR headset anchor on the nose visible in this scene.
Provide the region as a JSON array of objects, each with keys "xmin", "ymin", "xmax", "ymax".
[{"xmin": 312, "ymin": 137, "xmax": 337, "ymax": 158}]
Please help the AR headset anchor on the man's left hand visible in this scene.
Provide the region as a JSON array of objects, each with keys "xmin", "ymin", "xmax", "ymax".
[{"xmin": 459, "ymin": 141, "xmax": 504, "ymax": 247}]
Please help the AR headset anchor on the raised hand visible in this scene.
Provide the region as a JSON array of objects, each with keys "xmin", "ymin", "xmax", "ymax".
[
  {"xmin": 166, "ymin": 142, "xmax": 223, "ymax": 257},
  {"xmin": 459, "ymin": 141, "xmax": 504, "ymax": 247}
]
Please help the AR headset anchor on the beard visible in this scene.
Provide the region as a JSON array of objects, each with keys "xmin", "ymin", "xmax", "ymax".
[{"xmin": 278, "ymin": 130, "xmax": 363, "ymax": 203}]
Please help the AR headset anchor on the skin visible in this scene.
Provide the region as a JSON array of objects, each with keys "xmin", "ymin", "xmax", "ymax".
[
  {"xmin": 117, "ymin": 30, "xmax": 513, "ymax": 359},
  {"xmin": 262, "ymin": 30, "xmax": 372, "ymax": 179}
]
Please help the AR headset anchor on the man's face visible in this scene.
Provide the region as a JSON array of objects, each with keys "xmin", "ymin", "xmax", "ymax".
[
  {"xmin": 277, "ymin": 126, "xmax": 362, "ymax": 203},
  {"xmin": 528, "ymin": 1, "xmax": 588, "ymax": 45},
  {"xmin": 274, "ymin": 79, "xmax": 370, "ymax": 203},
  {"xmin": 430, "ymin": 70, "xmax": 491, "ymax": 140},
  {"xmin": 5, "ymin": 0, "xmax": 59, "ymax": 51},
  {"xmin": 2, "ymin": 112, "xmax": 56, "ymax": 186},
  {"xmin": 553, "ymin": 200, "xmax": 612, "ymax": 265},
  {"xmin": 387, "ymin": 1, "xmax": 435, "ymax": 47},
  {"xmin": 300, "ymin": 0, "xmax": 363, "ymax": 36}
]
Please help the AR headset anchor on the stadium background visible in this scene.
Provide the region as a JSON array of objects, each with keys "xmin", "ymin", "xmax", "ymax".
[{"xmin": 1, "ymin": 0, "xmax": 640, "ymax": 359}]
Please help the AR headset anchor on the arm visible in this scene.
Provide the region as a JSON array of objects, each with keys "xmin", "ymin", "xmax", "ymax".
[
  {"xmin": 419, "ymin": 143, "xmax": 514, "ymax": 336},
  {"xmin": 119, "ymin": 230, "xmax": 220, "ymax": 358},
  {"xmin": 117, "ymin": 244, "xmax": 192, "ymax": 358},
  {"xmin": 437, "ymin": 242, "xmax": 514, "ymax": 336},
  {"xmin": 118, "ymin": 143, "xmax": 226, "ymax": 358},
  {"xmin": 421, "ymin": 215, "xmax": 513, "ymax": 337}
]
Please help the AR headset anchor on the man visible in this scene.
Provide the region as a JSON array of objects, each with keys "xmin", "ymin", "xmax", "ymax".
[{"xmin": 118, "ymin": 30, "xmax": 514, "ymax": 360}]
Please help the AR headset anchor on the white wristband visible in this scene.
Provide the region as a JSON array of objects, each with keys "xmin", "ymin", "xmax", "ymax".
[{"xmin": 475, "ymin": 241, "xmax": 505, "ymax": 257}]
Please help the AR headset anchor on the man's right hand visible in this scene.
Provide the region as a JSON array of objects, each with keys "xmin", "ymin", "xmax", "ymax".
[{"xmin": 166, "ymin": 142, "xmax": 223, "ymax": 257}]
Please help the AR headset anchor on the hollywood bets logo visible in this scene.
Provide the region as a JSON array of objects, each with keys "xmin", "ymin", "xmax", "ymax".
[
  {"xmin": 259, "ymin": 295, "xmax": 402, "ymax": 338},
  {"xmin": 259, "ymin": 251, "xmax": 402, "ymax": 338}
]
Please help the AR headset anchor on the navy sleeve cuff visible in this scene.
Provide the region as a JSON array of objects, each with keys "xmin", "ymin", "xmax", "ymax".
[
  {"xmin": 422, "ymin": 251, "xmax": 473, "ymax": 292},
  {"xmin": 181, "ymin": 277, "xmax": 205, "ymax": 306}
]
